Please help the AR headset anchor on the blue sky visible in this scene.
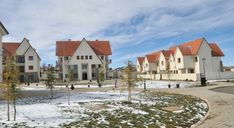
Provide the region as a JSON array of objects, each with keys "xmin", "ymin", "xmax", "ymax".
[{"xmin": 0, "ymin": 0, "xmax": 234, "ymax": 68}]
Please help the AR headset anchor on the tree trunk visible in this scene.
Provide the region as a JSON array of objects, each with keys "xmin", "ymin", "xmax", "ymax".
[
  {"xmin": 13, "ymin": 98, "xmax": 16, "ymax": 121},
  {"xmin": 128, "ymin": 84, "xmax": 131, "ymax": 103},
  {"xmin": 68, "ymin": 88, "xmax": 70, "ymax": 105},
  {"xmin": 7, "ymin": 97, "xmax": 10, "ymax": 121},
  {"xmin": 7, "ymin": 85, "xmax": 10, "ymax": 121},
  {"xmin": 50, "ymin": 86, "xmax": 53, "ymax": 99}
]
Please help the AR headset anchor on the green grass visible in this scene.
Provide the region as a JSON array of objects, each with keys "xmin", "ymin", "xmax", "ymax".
[{"xmin": 61, "ymin": 92, "xmax": 208, "ymax": 128}]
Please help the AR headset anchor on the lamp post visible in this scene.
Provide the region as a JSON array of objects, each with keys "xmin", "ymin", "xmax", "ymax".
[{"xmin": 202, "ymin": 58, "xmax": 206, "ymax": 77}]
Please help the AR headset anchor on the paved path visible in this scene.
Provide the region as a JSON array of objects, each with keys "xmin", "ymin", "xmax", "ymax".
[{"xmin": 152, "ymin": 82, "xmax": 234, "ymax": 128}]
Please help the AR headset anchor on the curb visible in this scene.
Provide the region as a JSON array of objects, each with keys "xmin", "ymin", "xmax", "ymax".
[{"xmin": 190, "ymin": 97, "xmax": 210, "ymax": 128}]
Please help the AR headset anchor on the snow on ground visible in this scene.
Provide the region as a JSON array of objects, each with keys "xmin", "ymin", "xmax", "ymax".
[
  {"xmin": 136, "ymin": 80, "xmax": 197, "ymax": 88},
  {"xmin": 0, "ymin": 90, "xmax": 134, "ymax": 127}
]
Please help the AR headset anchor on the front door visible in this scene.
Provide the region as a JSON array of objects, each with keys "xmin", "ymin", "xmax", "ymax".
[{"xmin": 82, "ymin": 72, "xmax": 88, "ymax": 80}]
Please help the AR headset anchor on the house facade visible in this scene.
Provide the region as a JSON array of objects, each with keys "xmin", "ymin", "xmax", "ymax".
[
  {"xmin": 56, "ymin": 38, "xmax": 112, "ymax": 81},
  {"xmin": 136, "ymin": 57, "xmax": 144, "ymax": 72},
  {"xmin": 137, "ymin": 38, "xmax": 228, "ymax": 81},
  {"xmin": 0, "ymin": 21, "xmax": 9, "ymax": 82},
  {"xmin": 3, "ymin": 38, "xmax": 41, "ymax": 83}
]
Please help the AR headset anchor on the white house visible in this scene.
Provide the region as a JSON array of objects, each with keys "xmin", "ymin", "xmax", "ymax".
[
  {"xmin": 56, "ymin": 38, "xmax": 112, "ymax": 81},
  {"xmin": 3, "ymin": 38, "xmax": 41, "ymax": 82},
  {"xmin": 136, "ymin": 57, "xmax": 144, "ymax": 72},
  {"xmin": 137, "ymin": 38, "xmax": 231, "ymax": 81},
  {"xmin": 0, "ymin": 21, "xmax": 9, "ymax": 82}
]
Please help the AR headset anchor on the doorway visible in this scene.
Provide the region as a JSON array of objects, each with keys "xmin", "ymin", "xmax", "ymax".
[{"xmin": 82, "ymin": 72, "xmax": 88, "ymax": 80}]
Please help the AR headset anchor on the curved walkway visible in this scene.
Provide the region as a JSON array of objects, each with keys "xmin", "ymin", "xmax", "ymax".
[{"xmin": 152, "ymin": 82, "xmax": 234, "ymax": 128}]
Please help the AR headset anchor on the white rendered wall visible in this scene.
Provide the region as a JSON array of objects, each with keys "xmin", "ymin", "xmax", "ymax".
[{"xmin": 24, "ymin": 47, "xmax": 40, "ymax": 76}]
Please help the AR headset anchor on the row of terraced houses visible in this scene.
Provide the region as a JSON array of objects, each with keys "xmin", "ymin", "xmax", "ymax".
[
  {"xmin": 0, "ymin": 21, "xmax": 112, "ymax": 83},
  {"xmin": 136, "ymin": 38, "xmax": 234, "ymax": 81}
]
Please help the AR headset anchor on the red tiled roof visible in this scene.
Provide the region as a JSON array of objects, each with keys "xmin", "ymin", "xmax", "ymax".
[
  {"xmin": 169, "ymin": 47, "xmax": 177, "ymax": 55},
  {"xmin": 181, "ymin": 38, "xmax": 203, "ymax": 55},
  {"xmin": 56, "ymin": 40, "xmax": 112, "ymax": 56},
  {"xmin": 137, "ymin": 57, "xmax": 144, "ymax": 65},
  {"xmin": 161, "ymin": 50, "xmax": 173, "ymax": 57},
  {"xmin": 209, "ymin": 43, "xmax": 224, "ymax": 56},
  {"xmin": 146, "ymin": 51, "xmax": 161, "ymax": 63},
  {"xmin": 2, "ymin": 42, "xmax": 21, "ymax": 55},
  {"xmin": 178, "ymin": 45, "xmax": 193, "ymax": 55}
]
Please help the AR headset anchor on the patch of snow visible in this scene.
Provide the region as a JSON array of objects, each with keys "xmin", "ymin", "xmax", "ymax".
[{"xmin": 136, "ymin": 80, "xmax": 196, "ymax": 89}]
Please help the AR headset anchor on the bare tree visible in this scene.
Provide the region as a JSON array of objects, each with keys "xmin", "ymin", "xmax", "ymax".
[
  {"xmin": 122, "ymin": 61, "xmax": 138, "ymax": 103},
  {"xmin": 1, "ymin": 55, "xmax": 20, "ymax": 121},
  {"xmin": 45, "ymin": 66, "xmax": 55, "ymax": 99}
]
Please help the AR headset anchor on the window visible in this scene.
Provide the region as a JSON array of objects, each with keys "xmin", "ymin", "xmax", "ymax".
[
  {"xmin": 161, "ymin": 61, "xmax": 164, "ymax": 66},
  {"xmin": 82, "ymin": 64, "xmax": 88, "ymax": 69},
  {"xmin": 64, "ymin": 56, "xmax": 68, "ymax": 60},
  {"xmin": 28, "ymin": 56, "xmax": 33, "ymax": 60},
  {"xmin": 29, "ymin": 65, "xmax": 33, "ymax": 70},
  {"xmin": 77, "ymin": 56, "xmax": 79, "ymax": 60},
  {"xmin": 146, "ymin": 64, "xmax": 148, "ymax": 67},
  {"xmin": 18, "ymin": 56, "xmax": 25, "ymax": 63},
  {"xmin": 195, "ymin": 57, "xmax": 198, "ymax": 62},
  {"xmin": 19, "ymin": 66, "xmax": 24, "ymax": 72},
  {"xmin": 81, "ymin": 56, "xmax": 84, "ymax": 60},
  {"xmin": 89, "ymin": 55, "xmax": 92, "ymax": 59},
  {"xmin": 65, "ymin": 74, "xmax": 68, "ymax": 78},
  {"xmin": 85, "ymin": 55, "xmax": 88, "ymax": 60},
  {"xmin": 178, "ymin": 58, "xmax": 181, "ymax": 63},
  {"xmin": 101, "ymin": 56, "xmax": 104, "ymax": 60},
  {"xmin": 92, "ymin": 73, "xmax": 96, "ymax": 77}
]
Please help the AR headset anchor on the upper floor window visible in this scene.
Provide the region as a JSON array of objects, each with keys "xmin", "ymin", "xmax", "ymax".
[
  {"xmin": 101, "ymin": 56, "xmax": 104, "ymax": 60},
  {"xmin": 146, "ymin": 64, "xmax": 148, "ymax": 67},
  {"xmin": 89, "ymin": 55, "xmax": 92, "ymax": 59},
  {"xmin": 195, "ymin": 57, "xmax": 198, "ymax": 62},
  {"xmin": 81, "ymin": 56, "xmax": 84, "ymax": 60},
  {"xmin": 29, "ymin": 65, "xmax": 33, "ymax": 70},
  {"xmin": 64, "ymin": 56, "xmax": 68, "ymax": 60},
  {"xmin": 77, "ymin": 56, "xmax": 79, "ymax": 60},
  {"xmin": 82, "ymin": 64, "xmax": 88, "ymax": 69},
  {"xmin": 18, "ymin": 56, "xmax": 25, "ymax": 63},
  {"xmin": 85, "ymin": 55, "xmax": 88, "ymax": 60},
  {"xmin": 161, "ymin": 61, "xmax": 164, "ymax": 66},
  {"xmin": 178, "ymin": 58, "xmax": 181, "ymax": 63},
  {"xmin": 28, "ymin": 56, "xmax": 33, "ymax": 60}
]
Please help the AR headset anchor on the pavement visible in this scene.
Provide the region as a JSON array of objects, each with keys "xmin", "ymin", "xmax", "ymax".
[{"xmin": 151, "ymin": 82, "xmax": 234, "ymax": 128}]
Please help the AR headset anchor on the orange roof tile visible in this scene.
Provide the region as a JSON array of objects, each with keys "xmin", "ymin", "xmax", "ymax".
[
  {"xmin": 146, "ymin": 51, "xmax": 161, "ymax": 63},
  {"xmin": 3, "ymin": 42, "xmax": 21, "ymax": 55},
  {"xmin": 137, "ymin": 57, "xmax": 144, "ymax": 65},
  {"xmin": 209, "ymin": 43, "xmax": 224, "ymax": 56},
  {"xmin": 181, "ymin": 38, "xmax": 203, "ymax": 55},
  {"xmin": 161, "ymin": 50, "xmax": 173, "ymax": 57},
  {"xmin": 56, "ymin": 40, "xmax": 112, "ymax": 56}
]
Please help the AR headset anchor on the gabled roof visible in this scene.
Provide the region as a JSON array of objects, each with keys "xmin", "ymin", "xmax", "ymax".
[
  {"xmin": 209, "ymin": 43, "xmax": 224, "ymax": 56},
  {"xmin": 0, "ymin": 21, "xmax": 9, "ymax": 35},
  {"xmin": 146, "ymin": 51, "xmax": 161, "ymax": 63},
  {"xmin": 56, "ymin": 40, "xmax": 112, "ymax": 56},
  {"xmin": 161, "ymin": 50, "xmax": 173, "ymax": 57},
  {"xmin": 177, "ymin": 45, "xmax": 193, "ymax": 55},
  {"xmin": 2, "ymin": 42, "xmax": 21, "ymax": 55},
  {"xmin": 137, "ymin": 57, "xmax": 144, "ymax": 65},
  {"xmin": 180, "ymin": 38, "xmax": 203, "ymax": 55}
]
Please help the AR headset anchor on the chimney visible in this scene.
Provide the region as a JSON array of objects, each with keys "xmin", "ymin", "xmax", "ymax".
[{"xmin": 68, "ymin": 39, "xmax": 71, "ymax": 41}]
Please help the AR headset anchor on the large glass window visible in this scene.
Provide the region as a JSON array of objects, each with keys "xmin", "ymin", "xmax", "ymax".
[{"xmin": 82, "ymin": 64, "xmax": 88, "ymax": 69}]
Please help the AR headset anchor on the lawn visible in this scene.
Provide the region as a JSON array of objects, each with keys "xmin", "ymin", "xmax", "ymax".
[{"xmin": 0, "ymin": 88, "xmax": 208, "ymax": 128}]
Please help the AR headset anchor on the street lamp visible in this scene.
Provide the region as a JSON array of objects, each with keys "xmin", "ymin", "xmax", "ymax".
[{"xmin": 202, "ymin": 58, "xmax": 206, "ymax": 77}]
